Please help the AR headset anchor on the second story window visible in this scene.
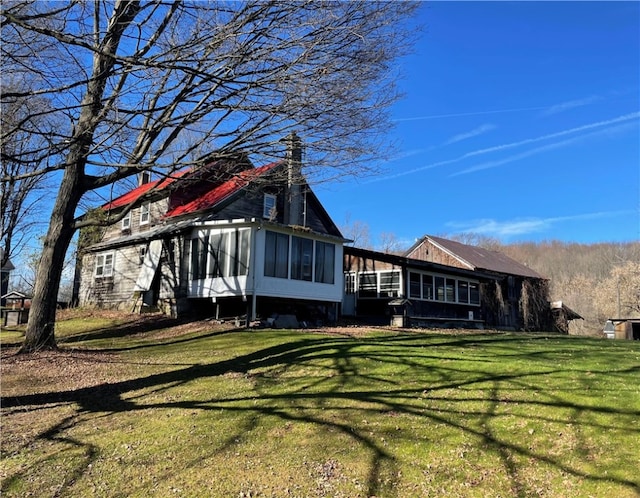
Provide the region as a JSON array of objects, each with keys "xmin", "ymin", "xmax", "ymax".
[
  {"xmin": 121, "ymin": 211, "xmax": 131, "ymax": 230},
  {"xmin": 140, "ymin": 202, "xmax": 150, "ymax": 225},
  {"xmin": 263, "ymin": 194, "xmax": 276, "ymax": 219}
]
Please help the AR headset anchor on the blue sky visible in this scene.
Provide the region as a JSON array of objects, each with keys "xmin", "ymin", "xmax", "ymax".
[{"xmin": 315, "ymin": 1, "xmax": 640, "ymax": 248}]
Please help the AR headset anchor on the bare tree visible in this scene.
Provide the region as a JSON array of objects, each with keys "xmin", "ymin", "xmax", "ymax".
[
  {"xmin": 1, "ymin": 1, "xmax": 419, "ymax": 352},
  {"xmin": 1, "ymin": 85, "xmax": 57, "ymax": 271},
  {"xmin": 340, "ymin": 214, "xmax": 373, "ymax": 249},
  {"xmin": 378, "ymin": 231, "xmax": 404, "ymax": 254}
]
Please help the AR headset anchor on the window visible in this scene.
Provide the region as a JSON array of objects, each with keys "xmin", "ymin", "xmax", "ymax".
[
  {"xmin": 140, "ymin": 202, "xmax": 150, "ymax": 225},
  {"xmin": 207, "ymin": 233, "xmax": 228, "ymax": 278},
  {"xmin": 380, "ymin": 271, "xmax": 401, "ymax": 297},
  {"xmin": 406, "ymin": 270, "xmax": 479, "ymax": 306},
  {"xmin": 139, "ymin": 246, "xmax": 147, "ymax": 265},
  {"xmin": 446, "ymin": 278, "xmax": 456, "ymax": 302},
  {"xmin": 315, "ymin": 241, "xmax": 335, "ymax": 284},
  {"xmin": 231, "ymin": 229, "xmax": 250, "ymax": 276},
  {"xmin": 95, "ymin": 252, "xmax": 114, "ymax": 277},
  {"xmin": 122, "ymin": 211, "xmax": 131, "ymax": 230},
  {"xmin": 344, "ymin": 272, "xmax": 356, "ymax": 294},
  {"xmin": 458, "ymin": 280, "xmax": 469, "ymax": 303},
  {"xmin": 189, "ymin": 229, "xmax": 251, "ymax": 280},
  {"xmin": 422, "ymin": 274, "xmax": 434, "ymax": 300},
  {"xmin": 264, "ymin": 231, "xmax": 289, "ymax": 278},
  {"xmin": 191, "ymin": 235, "xmax": 208, "ymax": 280},
  {"xmin": 409, "ymin": 272, "xmax": 421, "ymax": 299},
  {"xmin": 435, "ymin": 276, "xmax": 445, "ymax": 301},
  {"xmin": 263, "ymin": 194, "xmax": 277, "ymax": 219},
  {"xmin": 263, "ymin": 230, "xmax": 335, "ymax": 284},
  {"xmin": 291, "ymin": 236, "xmax": 313, "ymax": 281},
  {"xmin": 469, "ymin": 282, "xmax": 480, "ymax": 305},
  {"xmin": 358, "ymin": 273, "xmax": 378, "ymax": 297}
]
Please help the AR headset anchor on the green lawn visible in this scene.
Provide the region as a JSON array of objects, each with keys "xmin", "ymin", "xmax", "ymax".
[{"xmin": 2, "ymin": 312, "xmax": 639, "ymax": 497}]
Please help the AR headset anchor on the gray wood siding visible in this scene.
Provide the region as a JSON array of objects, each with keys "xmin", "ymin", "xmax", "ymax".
[
  {"xmin": 102, "ymin": 198, "xmax": 169, "ymax": 243},
  {"xmin": 203, "ymin": 190, "xmax": 338, "ymax": 237},
  {"xmin": 79, "ymin": 244, "xmax": 145, "ymax": 309},
  {"xmin": 406, "ymin": 240, "xmax": 468, "ymax": 269}
]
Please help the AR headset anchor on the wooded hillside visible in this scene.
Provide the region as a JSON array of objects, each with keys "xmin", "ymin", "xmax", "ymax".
[{"xmin": 490, "ymin": 240, "xmax": 639, "ymax": 336}]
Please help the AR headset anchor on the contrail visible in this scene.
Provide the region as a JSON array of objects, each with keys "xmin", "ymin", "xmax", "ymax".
[{"xmin": 368, "ymin": 112, "xmax": 640, "ymax": 183}]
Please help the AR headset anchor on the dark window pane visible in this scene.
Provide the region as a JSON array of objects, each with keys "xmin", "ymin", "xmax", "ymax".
[
  {"xmin": 470, "ymin": 282, "xmax": 480, "ymax": 305},
  {"xmin": 359, "ymin": 273, "xmax": 378, "ymax": 297},
  {"xmin": 409, "ymin": 272, "xmax": 421, "ymax": 299},
  {"xmin": 315, "ymin": 241, "xmax": 335, "ymax": 284},
  {"xmin": 435, "ymin": 276, "xmax": 445, "ymax": 301},
  {"xmin": 422, "ymin": 274, "xmax": 433, "ymax": 300},
  {"xmin": 446, "ymin": 278, "xmax": 455, "ymax": 302},
  {"xmin": 458, "ymin": 281, "xmax": 469, "ymax": 303},
  {"xmin": 264, "ymin": 231, "xmax": 289, "ymax": 278},
  {"xmin": 291, "ymin": 236, "xmax": 313, "ymax": 281}
]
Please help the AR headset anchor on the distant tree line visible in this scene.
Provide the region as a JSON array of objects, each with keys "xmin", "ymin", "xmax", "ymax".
[
  {"xmin": 498, "ymin": 240, "xmax": 640, "ymax": 336},
  {"xmin": 438, "ymin": 235, "xmax": 640, "ymax": 336}
]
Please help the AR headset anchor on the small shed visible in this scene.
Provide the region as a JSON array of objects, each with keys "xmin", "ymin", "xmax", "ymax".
[
  {"xmin": 550, "ymin": 301, "xmax": 583, "ymax": 334},
  {"xmin": 388, "ymin": 298, "xmax": 412, "ymax": 327},
  {"xmin": 1, "ymin": 291, "xmax": 31, "ymax": 326},
  {"xmin": 605, "ymin": 319, "xmax": 640, "ymax": 340}
]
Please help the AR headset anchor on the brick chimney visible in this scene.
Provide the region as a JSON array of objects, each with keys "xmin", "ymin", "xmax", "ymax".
[{"xmin": 284, "ymin": 132, "xmax": 305, "ymax": 227}]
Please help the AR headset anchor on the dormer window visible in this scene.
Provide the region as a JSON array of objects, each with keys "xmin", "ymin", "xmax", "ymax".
[
  {"xmin": 263, "ymin": 194, "xmax": 276, "ymax": 219},
  {"xmin": 121, "ymin": 211, "xmax": 131, "ymax": 230},
  {"xmin": 140, "ymin": 202, "xmax": 150, "ymax": 225}
]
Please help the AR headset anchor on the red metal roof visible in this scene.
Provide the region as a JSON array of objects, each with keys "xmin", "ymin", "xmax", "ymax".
[
  {"xmin": 102, "ymin": 170, "xmax": 189, "ymax": 210},
  {"xmin": 164, "ymin": 162, "xmax": 280, "ymax": 218}
]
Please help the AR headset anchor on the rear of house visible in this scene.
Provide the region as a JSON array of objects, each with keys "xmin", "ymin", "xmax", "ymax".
[{"xmin": 76, "ymin": 136, "xmax": 347, "ymax": 325}]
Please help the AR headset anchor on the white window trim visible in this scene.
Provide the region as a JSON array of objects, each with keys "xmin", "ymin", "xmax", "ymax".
[
  {"xmin": 140, "ymin": 202, "xmax": 150, "ymax": 225},
  {"xmin": 408, "ymin": 270, "xmax": 481, "ymax": 306},
  {"xmin": 95, "ymin": 252, "xmax": 115, "ymax": 278},
  {"xmin": 263, "ymin": 194, "xmax": 276, "ymax": 219},
  {"xmin": 121, "ymin": 211, "xmax": 131, "ymax": 230}
]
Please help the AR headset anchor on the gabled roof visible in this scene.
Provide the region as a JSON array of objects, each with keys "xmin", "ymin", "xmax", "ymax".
[
  {"xmin": 1, "ymin": 290, "xmax": 30, "ymax": 300},
  {"xmin": 164, "ymin": 161, "xmax": 281, "ymax": 218},
  {"xmin": 1, "ymin": 248, "xmax": 15, "ymax": 271},
  {"xmin": 102, "ymin": 169, "xmax": 189, "ymax": 210},
  {"xmin": 551, "ymin": 301, "xmax": 583, "ymax": 320},
  {"xmin": 101, "ymin": 155, "xmax": 254, "ymax": 211},
  {"xmin": 408, "ymin": 235, "xmax": 545, "ymax": 279}
]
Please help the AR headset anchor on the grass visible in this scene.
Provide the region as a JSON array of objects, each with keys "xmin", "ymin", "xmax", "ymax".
[{"xmin": 2, "ymin": 310, "xmax": 640, "ymax": 497}]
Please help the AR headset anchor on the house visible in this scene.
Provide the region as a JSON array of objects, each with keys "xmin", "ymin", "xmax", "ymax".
[
  {"xmin": 1, "ymin": 248, "xmax": 15, "ymax": 307},
  {"xmin": 75, "ymin": 134, "xmax": 347, "ymax": 326},
  {"xmin": 343, "ymin": 235, "xmax": 556, "ymax": 331}
]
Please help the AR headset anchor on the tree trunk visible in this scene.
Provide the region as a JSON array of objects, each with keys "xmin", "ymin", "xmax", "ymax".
[
  {"xmin": 19, "ymin": 165, "xmax": 83, "ymax": 353},
  {"xmin": 18, "ymin": 1, "xmax": 141, "ymax": 353}
]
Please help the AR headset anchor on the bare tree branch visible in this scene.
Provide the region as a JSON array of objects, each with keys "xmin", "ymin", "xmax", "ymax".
[{"xmin": 1, "ymin": 0, "xmax": 420, "ymax": 351}]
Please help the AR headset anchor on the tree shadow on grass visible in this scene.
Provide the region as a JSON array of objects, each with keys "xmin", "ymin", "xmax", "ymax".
[
  {"xmin": 57, "ymin": 315, "xmax": 233, "ymax": 345},
  {"xmin": 2, "ymin": 332, "xmax": 640, "ymax": 497}
]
